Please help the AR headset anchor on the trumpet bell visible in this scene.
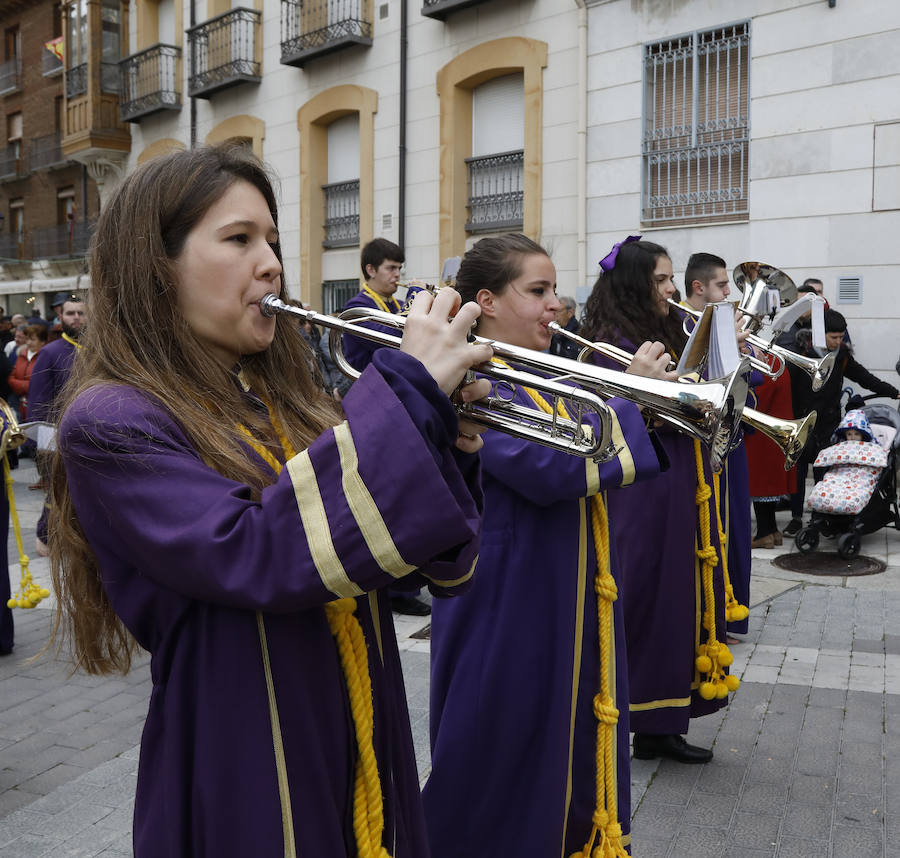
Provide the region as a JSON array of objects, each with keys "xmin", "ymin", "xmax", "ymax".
[
  {"xmin": 0, "ymin": 399, "xmax": 26, "ymax": 457},
  {"xmin": 732, "ymin": 262, "xmax": 798, "ymax": 307},
  {"xmin": 742, "ymin": 408, "xmax": 816, "ymax": 471}
]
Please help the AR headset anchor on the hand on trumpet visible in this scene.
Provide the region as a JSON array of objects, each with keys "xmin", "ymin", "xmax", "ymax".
[
  {"xmin": 401, "ymin": 287, "xmax": 494, "ymax": 453},
  {"xmin": 732, "ymin": 306, "xmax": 754, "ymax": 355},
  {"xmin": 626, "ymin": 340, "xmax": 679, "ymax": 382}
]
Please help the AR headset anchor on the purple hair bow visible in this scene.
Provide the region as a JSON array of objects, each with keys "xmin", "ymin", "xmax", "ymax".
[{"xmin": 599, "ymin": 234, "xmax": 642, "ymax": 273}]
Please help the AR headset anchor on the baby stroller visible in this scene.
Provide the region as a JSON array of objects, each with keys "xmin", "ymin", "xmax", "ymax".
[{"xmin": 795, "ymin": 398, "xmax": 900, "ymax": 559}]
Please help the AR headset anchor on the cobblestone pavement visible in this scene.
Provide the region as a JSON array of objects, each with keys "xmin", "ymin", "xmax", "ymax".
[{"xmin": 0, "ymin": 458, "xmax": 897, "ymax": 856}]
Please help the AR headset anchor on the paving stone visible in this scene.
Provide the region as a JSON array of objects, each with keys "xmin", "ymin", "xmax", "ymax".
[
  {"xmin": 774, "ymin": 837, "xmax": 832, "ymax": 857},
  {"xmin": 831, "ymin": 823, "xmax": 884, "ymax": 858},
  {"xmin": 669, "ymin": 825, "xmax": 728, "ymax": 858},
  {"xmin": 739, "ymin": 782, "xmax": 789, "ymax": 816},
  {"xmin": 681, "ymin": 790, "xmax": 737, "ymax": 827},
  {"xmin": 780, "ymin": 801, "xmax": 833, "ymax": 839},
  {"xmin": 789, "ymin": 773, "xmax": 835, "ymax": 807},
  {"xmin": 833, "ymin": 793, "xmax": 883, "ymax": 828}
]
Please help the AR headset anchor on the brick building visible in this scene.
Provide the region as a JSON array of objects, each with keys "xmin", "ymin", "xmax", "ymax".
[{"xmin": 0, "ymin": 0, "xmax": 100, "ymax": 318}]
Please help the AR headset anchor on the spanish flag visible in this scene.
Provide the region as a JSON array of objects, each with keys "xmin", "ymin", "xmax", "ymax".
[{"xmin": 45, "ymin": 37, "xmax": 63, "ymax": 62}]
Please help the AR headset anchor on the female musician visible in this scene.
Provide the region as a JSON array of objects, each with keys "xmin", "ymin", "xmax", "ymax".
[
  {"xmin": 423, "ymin": 234, "xmax": 668, "ymax": 857},
  {"xmin": 580, "ymin": 237, "xmax": 735, "ymax": 765},
  {"xmin": 48, "ymin": 145, "xmax": 493, "ymax": 858}
]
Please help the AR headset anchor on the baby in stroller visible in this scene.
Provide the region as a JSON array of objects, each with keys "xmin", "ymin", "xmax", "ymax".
[{"xmin": 797, "ymin": 407, "xmax": 900, "ymax": 559}]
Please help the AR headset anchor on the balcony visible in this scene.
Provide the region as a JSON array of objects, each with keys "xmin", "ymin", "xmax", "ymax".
[
  {"xmin": 421, "ymin": 0, "xmax": 490, "ymax": 20},
  {"xmin": 0, "ymin": 233, "xmax": 21, "ymax": 260},
  {"xmin": 120, "ymin": 44, "xmax": 181, "ymax": 123},
  {"xmin": 322, "ymin": 180, "xmax": 360, "ymax": 248},
  {"xmin": 0, "ymin": 56, "xmax": 22, "ymax": 96},
  {"xmin": 65, "ymin": 62, "xmax": 87, "ymax": 99},
  {"xmin": 465, "ymin": 150, "xmax": 524, "ymax": 233},
  {"xmin": 188, "ymin": 8, "xmax": 260, "ymax": 99},
  {"xmin": 280, "ymin": 0, "xmax": 372, "ymax": 68},
  {"xmin": 0, "ymin": 145, "xmax": 24, "ymax": 183},
  {"xmin": 30, "ymin": 220, "xmax": 94, "ymax": 260},
  {"xmin": 28, "ymin": 133, "xmax": 68, "ymax": 171}
]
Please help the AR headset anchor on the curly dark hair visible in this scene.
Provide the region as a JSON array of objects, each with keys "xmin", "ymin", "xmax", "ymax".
[{"xmin": 580, "ymin": 239, "xmax": 686, "ymax": 354}]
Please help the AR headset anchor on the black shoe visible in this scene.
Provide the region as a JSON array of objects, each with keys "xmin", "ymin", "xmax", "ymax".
[
  {"xmin": 633, "ymin": 733, "xmax": 713, "ymax": 764},
  {"xmin": 390, "ymin": 596, "xmax": 431, "ymax": 617},
  {"xmin": 783, "ymin": 518, "xmax": 803, "ymax": 538}
]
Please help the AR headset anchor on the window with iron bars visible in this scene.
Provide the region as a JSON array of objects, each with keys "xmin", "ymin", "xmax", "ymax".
[
  {"xmin": 322, "ymin": 279, "xmax": 360, "ymax": 315},
  {"xmin": 465, "ymin": 150, "xmax": 524, "ymax": 233},
  {"xmin": 322, "ymin": 180, "xmax": 360, "ymax": 248},
  {"xmin": 642, "ymin": 22, "xmax": 750, "ymax": 227}
]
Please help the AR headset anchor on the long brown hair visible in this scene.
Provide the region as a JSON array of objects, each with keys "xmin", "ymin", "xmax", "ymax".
[{"xmin": 49, "ymin": 145, "xmax": 342, "ymax": 674}]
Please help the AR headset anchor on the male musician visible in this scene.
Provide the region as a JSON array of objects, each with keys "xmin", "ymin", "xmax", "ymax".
[
  {"xmin": 27, "ymin": 295, "xmax": 85, "ymax": 555},
  {"xmin": 682, "ymin": 252, "xmax": 731, "ymax": 310},
  {"xmin": 342, "ymin": 239, "xmax": 432, "ymax": 616},
  {"xmin": 341, "ymin": 237, "xmax": 405, "ymax": 373},
  {"xmin": 682, "ymin": 253, "xmax": 755, "ymax": 642},
  {"xmin": 548, "ymin": 295, "xmax": 581, "ymax": 359}
]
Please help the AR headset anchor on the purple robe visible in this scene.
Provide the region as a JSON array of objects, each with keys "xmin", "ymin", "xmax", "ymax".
[
  {"xmin": 424, "ymin": 389, "xmax": 664, "ymax": 857},
  {"xmin": 341, "ymin": 289, "xmax": 403, "ymax": 374},
  {"xmin": 26, "ymin": 335, "xmax": 77, "ymax": 422},
  {"xmin": 724, "ymin": 442, "xmax": 751, "ymax": 635},
  {"xmin": 595, "ymin": 343, "xmax": 730, "ymax": 734},
  {"xmin": 59, "ymin": 350, "xmax": 482, "ymax": 858}
]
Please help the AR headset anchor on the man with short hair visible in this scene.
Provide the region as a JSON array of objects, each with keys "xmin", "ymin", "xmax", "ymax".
[
  {"xmin": 682, "ymin": 252, "xmax": 731, "ymax": 311},
  {"xmin": 28, "ymin": 296, "xmax": 86, "ymax": 555},
  {"xmin": 342, "ymin": 238, "xmax": 406, "ymax": 373}
]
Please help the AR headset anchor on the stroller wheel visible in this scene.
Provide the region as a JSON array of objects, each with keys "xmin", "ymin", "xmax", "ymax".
[
  {"xmin": 837, "ymin": 533, "xmax": 861, "ymax": 560},
  {"xmin": 795, "ymin": 527, "xmax": 819, "ymax": 553},
  {"xmin": 818, "ymin": 518, "xmax": 837, "ymax": 539}
]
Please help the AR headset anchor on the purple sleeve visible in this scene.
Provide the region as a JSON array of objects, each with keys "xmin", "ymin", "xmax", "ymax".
[
  {"xmin": 340, "ymin": 292, "xmax": 403, "ymax": 373},
  {"xmin": 480, "ymin": 393, "xmax": 662, "ymax": 506},
  {"xmin": 60, "ymin": 354, "xmax": 481, "ymax": 613}
]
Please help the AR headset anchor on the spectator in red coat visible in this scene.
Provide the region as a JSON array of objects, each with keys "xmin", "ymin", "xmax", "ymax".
[{"xmin": 8, "ymin": 324, "xmax": 48, "ymax": 420}]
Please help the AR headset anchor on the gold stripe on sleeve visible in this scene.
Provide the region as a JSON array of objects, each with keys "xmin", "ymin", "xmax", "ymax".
[
  {"xmin": 420, "ymin": 555, "xmax": 478, "ymax": 590},
  {"xmin": 333, "ymin": 422, "xmax": 416, "ymax": 579},
  {"xmin": 286, "ymin": 450, "xmax": 364, "ymax": 599},
  {"xmin": 609, "ymin": 407, "xmax": 636, "ymax": 487},
  {"xmin": 629, "ymin": 695, "xmax": 692, "ymax": 712}
]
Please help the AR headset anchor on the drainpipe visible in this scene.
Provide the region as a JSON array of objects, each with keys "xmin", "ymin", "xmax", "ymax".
[
  {"xmin": 398, "ymin": 0, "xmax": 408, "ymax": 249},
  {"xmin": 189, "ymin": 0, "xmax": 197, "ymax": 148},
  {"xmin": 575, "ymin": 0, "xmax": 588, "ymax": 298}
]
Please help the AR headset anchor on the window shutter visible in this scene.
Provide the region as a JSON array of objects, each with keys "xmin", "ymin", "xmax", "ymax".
[
  {"xmin": 327, "ymin": 114, "xmax": 360, "ymax": 184},
  {"xmin": 472, "ymin": 73, "xmax": 524, "ymax": 156}
]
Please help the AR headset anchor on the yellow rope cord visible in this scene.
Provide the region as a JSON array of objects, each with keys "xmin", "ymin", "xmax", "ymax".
[
  {"xmin": 692, "ymin": 440, "xmax": 740, "ymax": 701},
  {"xmin": 5, "ymin": 456, "xmax": 49, "ymax": 609},
  {"xmin": 240, "ymin": 404, "xmax": 392, "ymax": 858},
  {"xmin": 494, "ymin": 365, "xmax": 625, "ymax": 856},
  {"xmin": 362, "ymin": 285, "xmax": 401, "ymax": 315},
  {"xmin": 712, "ymin": 471, "xmax": 749, "ymax": 625}
]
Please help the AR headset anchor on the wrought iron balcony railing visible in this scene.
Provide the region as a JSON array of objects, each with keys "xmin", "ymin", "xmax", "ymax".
[
  {"xmin": 323, "ymin": 180, "xmax": 360, "ymax": 248},
  {"xmin": 188, "ymin": 7, "xmax": 261, "ymax": 99},
  {"xmin": 0, "ymin": 145, "xmax": 24, "ymax": 182},
  {"xmin": 66, "ymin": 62, "xmax": 87, "ymax": 98},
  {"xmin": 0, "ymin": 56, "xmax": 22, "ymax": 95},
  {"xmin": 465, "ymin": 150, "xmax": 524, "ymax": 233},
  {"xmin": 30, "ymin": 220, "xmax": 95, "ymax": 260},
  {"xmin": 421, "ymin": 0, "xmax": 490, "ymax": 20},
  {"xmin": 281, "ymin": 0, "xmax": 372, "ymax": 67},
  {"xmin": 42, "ymin": 46, "xmax": 63, "ymax": 77},
  {"xmin": 28, "ymin": 133, "xmax": 67, "ymax": 171},
  {"xmin": 120, "ymin": 44, "xmax": 181, "ymax": 122},
  {"xmin": 0, "ymin": 233, "xmax": 21, "ymax": 260}
]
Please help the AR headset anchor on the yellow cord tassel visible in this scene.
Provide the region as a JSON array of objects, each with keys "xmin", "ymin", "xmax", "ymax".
[
  {"xmin": 712, "ymin": 471, "xmax": 749, "ymax": 624},
  {"xmin": 692, "ymin": 441, "xmax": 739, "ymax": 701},
  {"xmin": 570, "ymin": 497, "xmax": 629, "ymax": 858},
  {"xmin": 495, "ymin": 365, "xmax": 627, "ymax": 857},
  {"xmin": 239, "ymin": 411, "xmax": 392, "ymax": 858},
  {"xmin": 325, "ymin": 599, "xmax": 392, "ymax": 858},
  {"xmin": 5, "ymin": 456, "xmax": 50, "ymax": 609}
]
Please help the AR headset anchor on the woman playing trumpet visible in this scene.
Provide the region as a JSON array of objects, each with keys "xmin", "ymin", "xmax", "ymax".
[
  {"xmin": 580, "ymin": 237, "xmax": 738, "ymax": 766},
  {"xmin": 49, "ymin": 145, "xmax": 493, "ymax": 858},
  {"xmin": 423, "ymin": 234, "xmax": 669, "ymax": 857}
]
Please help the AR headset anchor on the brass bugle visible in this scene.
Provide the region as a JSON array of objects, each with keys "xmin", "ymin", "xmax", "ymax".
[
  {"xmin": 666, "ymin": 299, "xmax": 783, "ymax": 380},
  {"xmin": 0, "ymin": 399, "xmax": 26, "ymax": 457},
  {"xmin": 549, "ymin": 321, "xmax": 815, "ymax": 469},
  {"xmin": 259, "ymin": 294, "xmax": 614, "ymax": 462},
  {"xmin": 329, "ymin": 305, "xmax": 749, "ymax": 473},
  {"xmin": 669, "ymin": 299, "xmax": 835, "ymax": 391}
]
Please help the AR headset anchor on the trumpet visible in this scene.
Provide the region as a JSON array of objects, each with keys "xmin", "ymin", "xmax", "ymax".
[
  {"xmin": 262, "ymin": 294, "xmax": 748, "ymax": 469},
  {"xmin": 549, "ymin": 322, "xmax": 815, "ymax": 470},
  {"xmin": 261, "ymin": 294, "xmax": 615, "ymax": 462},
  {"xmin": 668, "ymin": 299, "xmax": 836, "ymax": 392},
  {"xmin": 0, "ymin": 399, "xmax": 26, "ymax": 456}
]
